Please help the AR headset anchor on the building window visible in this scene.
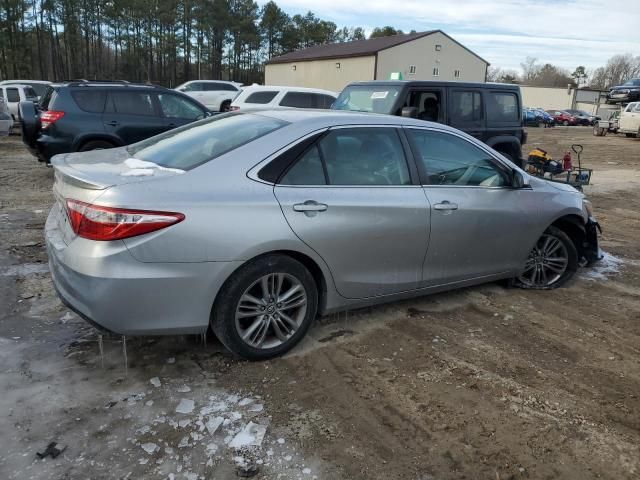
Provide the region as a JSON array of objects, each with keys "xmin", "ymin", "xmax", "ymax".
[
  {"xmin": 432, "ymin": 67, "xmax": 439, "ymax": 77},
  {"xmin": 292, "ymin": 65, "xmax": 296, "ymax": 71},
  {"xmin": 335, "ymin": 62, "xmax": 341, "ymax": 69},
  {"xmin": 435, "ymin": 44, "xmax": 442, "ymax": 51},
  {"xmin": 454, "ymin": 69, "xmax": 461, "ymax": 78},
  {"xmin": 409, "ymin": 65, "xmax": 416, "ymax": 75}
]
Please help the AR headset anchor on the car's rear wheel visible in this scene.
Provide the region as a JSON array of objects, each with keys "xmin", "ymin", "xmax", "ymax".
[
  {"xmin": 563, "ymin": 120, "xmax": 569, "ymax": 126},
  {"xmin": 79, "ymin": 140, "xmax": 116, "ymax": 151},
  {"xmin": 211, "ymin": 255, "xmax": 318, "ymax": 360},
  {"xmin": 515, "ymin": 226, "xmax": 578, "ymax": 289}
]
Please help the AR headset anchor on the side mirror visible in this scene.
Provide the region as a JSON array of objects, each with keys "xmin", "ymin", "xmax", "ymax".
[
  {"xmin": 401, "ymin": 106, "xmax": 417, "ymax": 118},
  {"xmin": 511, "ymin": 169, "xmax": 528, "ymax": 189}
]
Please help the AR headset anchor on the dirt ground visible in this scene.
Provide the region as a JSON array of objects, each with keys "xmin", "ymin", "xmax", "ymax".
[{"xmin": 0, "ymin": 126, "xmax": 638, "ymax": 480}]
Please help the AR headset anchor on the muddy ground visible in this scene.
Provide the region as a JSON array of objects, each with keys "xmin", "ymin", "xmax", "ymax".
[{"xmin": 0, "ymin": 127, "xmax": 638, "ymax": 480}]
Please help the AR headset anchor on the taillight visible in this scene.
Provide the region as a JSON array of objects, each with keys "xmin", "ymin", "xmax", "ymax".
[
  {"xmin": 41, "ymin": 110, "xmax": 65, "ymax": 129},
  {"xmin": 65, "ymin": 199, "xmax": 185, "ymax": 241},
  {"xmin": 230, "ymin": 106, "xmax": 240, "ymax": 111}
]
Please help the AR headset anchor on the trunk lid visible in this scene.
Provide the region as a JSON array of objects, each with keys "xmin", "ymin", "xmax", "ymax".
[{"xmin": 50, "ymin": 148, "xmax": 185, "ymax": 245}]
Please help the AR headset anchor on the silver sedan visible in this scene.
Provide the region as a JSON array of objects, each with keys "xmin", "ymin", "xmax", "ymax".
[{"xmin": 45, "ymin": 110, "xmax": 602, "ymax": 359}]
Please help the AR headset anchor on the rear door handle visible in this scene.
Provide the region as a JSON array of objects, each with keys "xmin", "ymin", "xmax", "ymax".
[
  {"xmin": 434, "ymin": 201, "xmax": 458, "ymax": 211},
  {"xmin": 105, "ymin": 120, "xmax": 119, "ymax": 127},
  {"xmin": 293, "ymin": 201, "xmax": 328, "ymax": 212}
]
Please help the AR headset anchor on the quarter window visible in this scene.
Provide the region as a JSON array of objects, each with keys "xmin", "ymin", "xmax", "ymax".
[
  {"xmin": 316, "ymin": 95, "xmax": 335, "ymax": 109},
  {"xmin": 6, "ymin": 88, "xmax": 20, "ymax": 103},
  {"xmin": 280, "ymin": 128, "xmax": 411, "ymax": 186},
  {"xmin": 72, "ymin": 90, "xmax": 107, "ymax": 113},
  {"xmin": 158, "ymin": 94, "xmax": 205, "ymax": 119},
  {"xmin": 407, "ymin": 129, "xmax": 506, "ymax": 187}
]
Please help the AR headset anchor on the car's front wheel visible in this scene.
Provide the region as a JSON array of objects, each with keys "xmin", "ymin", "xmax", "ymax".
[
  {"xmin": 515, "ymin": 226, "xmax": 578, "ymax": 289},
  {"xmin": 211, "ymin": 255, "xmax": 318, "ymax": 360}
]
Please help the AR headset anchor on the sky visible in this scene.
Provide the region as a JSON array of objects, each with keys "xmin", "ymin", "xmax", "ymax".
[{"xmin": 259, "ymin": 0, "xmax": 640, "ymax": 74}]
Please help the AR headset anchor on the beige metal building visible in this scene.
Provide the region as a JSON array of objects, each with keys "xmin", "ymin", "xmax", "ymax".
[{"xmin": 265, "ymin": 30, "xmax": 489, "ymax": 92}]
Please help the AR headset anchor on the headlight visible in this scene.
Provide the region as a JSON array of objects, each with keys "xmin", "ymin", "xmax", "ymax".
[{"xmin": 583, "ymin": 198, "xmax": 594, "ymax": 217}]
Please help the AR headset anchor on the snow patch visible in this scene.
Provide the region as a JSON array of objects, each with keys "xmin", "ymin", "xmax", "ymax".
[
  {"xmin": 175, "ymin": 398, "xmax": 195, "ymax": 414},
  {"xmin": 123, "ymin": 157, "xmax": 185, "ymax": 175},
  {"xmin": 150, "ymin": 377, "xmax": 161, "ymax": 388},
  {"xmin": 141, "ymin": 442, "xmax": 157, "ymax": 454},
  {"xmin": 582, "ymin": 251, "xmax": 624, "ymax": 281},
  {"xmin": 229, "ymin": 422, "xmax": 267, "ymax": 449}
]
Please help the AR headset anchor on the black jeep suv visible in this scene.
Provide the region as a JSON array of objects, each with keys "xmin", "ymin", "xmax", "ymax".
[
  {"xmin": 20, "ymin": 81, "xmax": 211, "ymax": 162},
  {"xmin": 606, "ymin": 78, "xmax": 640, "ymax": 104},
  {"xmin": 332, "ymin": 81, "xmax": 527, "ymax": 166}
]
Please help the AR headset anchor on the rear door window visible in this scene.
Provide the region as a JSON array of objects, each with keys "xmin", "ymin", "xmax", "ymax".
[
  {"xmin": 280, "ymin": 92, "xmax": 314, "ymax": 108},
  {"xmin": 72, "ymin": 90, "xmax": 107, "ymax": 113},
  {"xmin": 486, "ymin": 92, "xmax": 519, "ymax": 124},
  {"xmin": 315, "ymin": 94, "xmax": 335, "ymax": 109},
  {"xmin": 107, "ymin": 91, "xmax": 156, "ymax": 116},
  {"xmin": 244, "ymin": 91, "xmax": 278, "ymax": 104},
  {"xmin": 450, "ymin": 90, "xmax": 483, "ymax": 127}
]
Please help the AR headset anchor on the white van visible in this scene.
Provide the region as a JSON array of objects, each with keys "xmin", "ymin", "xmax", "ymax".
[
  {"xmin": 230, "ymin": 85, "xmax": 337, "ymax": 111},
  {"xmin": 174, "ymin": 80, "xmax": 242, "ymax": 112}
]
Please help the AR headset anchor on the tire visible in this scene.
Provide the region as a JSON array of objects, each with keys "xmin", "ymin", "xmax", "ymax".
[
  {"xmin": 79, "ymin": 140, "xmax": 116, "ymax": 151},
  {"xmin": 625, "ymin": 133, "xmax": 635, "ymax": 138},
  {"xmin": 563, "ymin": 120, "xmax": 569, "ymax": 126},
  {"xmin": 498, "ymin": 149, "xmax": 522, "ymax": 168},
  {"xmin": 220, "ymin": 100, "xmax": 231, "ymax": 112},
  {"xmin": 514, "ymin": 226, "xmax": 578, "ymax": 290},
  {"xmin": 211, "ymin": 254, "xmax": 318, "ymax": 360}
]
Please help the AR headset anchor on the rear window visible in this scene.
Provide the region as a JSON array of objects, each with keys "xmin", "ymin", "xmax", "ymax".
[
  {"xmin": 31, "ymin": 84, "xmax": 49, "ymax": 97},
  {"xmin": 39, "ymin": 87, "xmax": 57, "ymax": 110},
  {"xmin": 127, "ymin": 113, "xmax": 287, "ymax": 170},
  {"xmin": 244, "ymin": 91, "xmax": 278, "ymax": 104},
  {"xmin": 72, "ymin": 90, "xmax": 107, "ymax": 113},
  {"xmin": 450, "ymin": 90, "xmax": 483, "ymax": 125},
  {"xmin": 6, "ymin": 88, "xmax": 20, "ymax": 103},
  {"xmin": 24, "ymin": 87, "xmax": 38, "ymax": 100}
]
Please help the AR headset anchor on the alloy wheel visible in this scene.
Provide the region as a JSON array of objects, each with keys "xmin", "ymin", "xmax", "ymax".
[
  {"xmin": 234, "ymin": 273, "xmax": 307, "ymax": 349},
  {"xmin": 517, "ymin": 234, "xmax": 569, "ymax": 288}
]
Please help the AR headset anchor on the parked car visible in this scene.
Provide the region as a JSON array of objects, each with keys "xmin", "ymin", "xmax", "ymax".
[
  {"xmin": 606, "ymin": 78, "xmax": 640, "ymax": 104},
  {"xmin": 618, "ymin": 102, "xmax": 640, "ymax": 137},
  {"xmin": 0, "ymin": 80, "xmax": 52, "ymax": 100},
  {"xmin": 0, "ymin": 97, "xmax": 13, "ymax": 136},
  {"xmin": 45, "ymin": 109, "xmax": 601, "ymax": 360},
  {"xmin": 546, "ymin": 110, "xmax": 577, "ymax": 126},
  {"xmin": 230, "ymin": 85, "xmax": 337, "ymax": 111},
  {"xmin": 532, "ymin": 108, "xmax": 555, "ymax": 127},
  {"xmin": 332, "ymin": 80, "xmax": 527, "ymax": 167},
  {"xmin": 0, "ymin": 84, "xmax": 39, "ymax": 121},
  {"xmin": 174, "ymin": 80, "xmax": 242, "ymax": 112},
  {"xmin": 523, "ymin": 108, "xmax": 543, "ymax": 127},
  {"xmin": 20, "ymin": 81, "xmax": 211, "ymax": 163},
  {"xmin": 565, "ymin": 109, "xmax": 600, "ymax": 126}
]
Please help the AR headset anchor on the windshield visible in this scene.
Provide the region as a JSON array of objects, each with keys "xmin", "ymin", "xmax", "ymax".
[
  {"xmin": 332, "ymin": 85, "xmax": 402, "ymax": 114},
  {"xmin": 127, "ymin": 113, "xmax": 288, "ymax": 170},
  {"xmin": 623, "ymin": 79, "xmax": 640, "ymax": 86}
]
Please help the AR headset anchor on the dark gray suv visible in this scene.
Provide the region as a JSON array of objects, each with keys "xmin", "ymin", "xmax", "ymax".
[
  {"xmin": 333, "ymin": 81, "xmax": 527, "ymax": 166},
  {"xmin": 20, "ymin": 81, "xmax": 211, "ymax": 163}
]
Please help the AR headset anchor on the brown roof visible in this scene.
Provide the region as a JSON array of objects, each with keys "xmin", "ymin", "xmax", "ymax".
[{"xmin": 267, "ymin": 30, "xmax": 439, "ymax": 64}]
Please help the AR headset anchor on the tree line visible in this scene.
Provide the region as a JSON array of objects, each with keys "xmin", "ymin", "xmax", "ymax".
[
  {"xmin": 0, "ymin": 0, "xmax": 370, "ymax": 86},
  {"xmin": 487, "ymin": 54, "xmax": 640, "ymax": 90}
]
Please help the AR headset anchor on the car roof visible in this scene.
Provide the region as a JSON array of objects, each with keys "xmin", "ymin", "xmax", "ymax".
[
  {"xmin": 249, "ymin": 108, "xmax": 463, "ymax": 132},
  {"xmin": 0, "ymin": 80, "xmax": 52, "ymax": 85},
  {"xmin": 345, "ymin": 80, "xmax": 520, "ymax": 90},
  {"xmin": 239, "ymin": 85, "xmax": 338, "ymax": 96}
]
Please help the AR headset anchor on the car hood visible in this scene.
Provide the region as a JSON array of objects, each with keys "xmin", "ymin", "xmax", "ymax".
[
  {"xmin": 530, "ymin": 176, "xmax": 581, "ymax": 194},
  {"xmin": 50, "ymin": 147, "xmax": 185, "ymax": 190}
]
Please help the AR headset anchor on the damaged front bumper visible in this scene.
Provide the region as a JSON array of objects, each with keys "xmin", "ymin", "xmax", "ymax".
[{"xmin": 582, "ymin": 217, "xmax": 603, "ymax": 265}]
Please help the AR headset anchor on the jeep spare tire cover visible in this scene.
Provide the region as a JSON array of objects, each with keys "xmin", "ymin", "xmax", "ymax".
[{"xmin": 19, "ymin": 101, "xmax": 38, "ymax": 148}]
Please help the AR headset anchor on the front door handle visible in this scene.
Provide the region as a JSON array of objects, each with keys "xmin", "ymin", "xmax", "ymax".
[
  {"xmin": 434, "ymin": 201, "xmax": 458, "ymax": 211},
  {"xmin": 293, "ymin": 201, "xmax": 328, "ymax": 212}
]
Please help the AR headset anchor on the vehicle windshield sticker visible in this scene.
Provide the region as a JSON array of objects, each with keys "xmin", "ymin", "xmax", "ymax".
[{"xmin": 371, "ymin": 91, "xmax": 389, "ymax": 99}]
